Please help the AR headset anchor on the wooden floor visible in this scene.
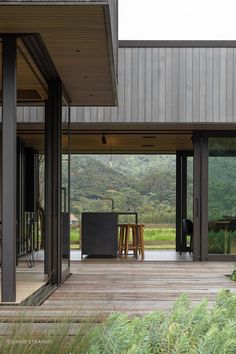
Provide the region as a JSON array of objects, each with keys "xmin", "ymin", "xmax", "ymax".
[
  {"xmin": 72, "ymin": 250, "xmax": 193, "ymax": 262},
  {"xmin": 0, "ymin": 260, "xmax": 235, "ymax": 323},
  {"xmin": 0, "ymin": 262, "xmax": 46, "ymax": 304},
  {"xmin": 44, "ymin": 261, "xmax": 236, "ymax": 317}
]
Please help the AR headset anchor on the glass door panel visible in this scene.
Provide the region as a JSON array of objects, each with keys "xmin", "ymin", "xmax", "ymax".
[
  {"xmin": 208, "ymin": 137, "xmax": 236, "ymax": 255},
  {"xmin": 61, "ymin": 99, "xmax": 70, "ymax": 279},
  {"xmin": 187, "ymin": 156, "xmax": 193, "ymax": 221}
]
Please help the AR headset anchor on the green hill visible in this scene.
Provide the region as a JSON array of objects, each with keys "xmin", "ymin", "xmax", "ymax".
[
  {"xmin": 68, "ymin": 155, "xmax": 177, "ymax": 224},
  {"xmin": 64, "ymin": 153, "xmax": 236, "ymax": 224}
]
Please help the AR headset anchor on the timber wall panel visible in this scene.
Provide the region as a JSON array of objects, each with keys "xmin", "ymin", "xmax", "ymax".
[
  {"xmin": 13, "ymin": 46, "xmax": 236, "ymax": 124},
  {"xmin": 69, "ymin": 47, "xmax": 236, "ymax": 123}
]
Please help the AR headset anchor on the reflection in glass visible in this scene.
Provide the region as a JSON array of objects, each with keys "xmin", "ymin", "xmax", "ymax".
[
  {"xmin": 61, "ymin": 100, "xmax": 70, "ymax": 277},
  {"xmin": 187, "ymin": 157, "xmax": 193, "ymax": 221},
  {"xmin": 208, "ymin": 138, "xmax": 236, "ymax": 255}
]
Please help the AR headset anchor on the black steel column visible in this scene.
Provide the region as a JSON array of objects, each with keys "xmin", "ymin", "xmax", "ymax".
[
  {"xmin": 193, "ymin": 132, "xmax": 209, "ymax": 261},
  {"xmin": 181, "ymin": 155, "xmax": 187, "ymax": 250},
  {"xmin": 1, "ymin": 36, "xmax": 17, "ymax": 302},
  {"xmin": 182, "ymin": 156, "xmax": 187, "ymax": 220},
  {"xmin": 193, "ymin": 132, "xmax": 202, "ymax": 261},
  {"xmin": 45, "ymin": 80, "xmax": 62, "ymax": 285},
  {"xmin": 176, "ymin": 152, "xmax": 182, "ymax": 252},
  {"xmin": 201, "ymin": 135, "xmax": 208, "ymax": 261},
  {"xmin": 176, "ymin": 152, "xmax": 188, "ymax": 252},
  {"xmin": 52, "ymin": 80, "xmax": 62, "ymax": 285},
  {"xmin": 16, "ymin": 138, "xmax": 25, "ymax": 259},
  {"xmin": 44, "ymin": 99, "xmax": 52, "ymax": 275}
]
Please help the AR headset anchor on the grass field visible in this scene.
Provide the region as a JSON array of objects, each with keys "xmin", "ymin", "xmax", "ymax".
[{"xmin": 70, "ymin": 226, "xmax": 176, "ymax": 250}]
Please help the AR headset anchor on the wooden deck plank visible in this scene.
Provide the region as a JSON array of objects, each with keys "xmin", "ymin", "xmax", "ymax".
[
  {"xmin": 0, "ymin": 261, "xmax": 235, "ymax": 321},
  {"xmin": 0, "ymin": 272, "xmax": 46, "ymax": 304},
  {"xmin": 47, "ymin": 261, "xmax": 236, "ymax": 315}
]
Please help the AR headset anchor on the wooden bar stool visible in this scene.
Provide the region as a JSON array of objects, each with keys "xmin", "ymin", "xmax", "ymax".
[
  {"xmin": 118, "ymin": 223, "xmax": 136, "ymax": 257},
  {"xmin": 118, "ymin": 223, "xmax": 127, "ymax": 256},
  {"xmin": 125, "ymin": 224, "xmax": 137, "ymax": 258},
  {"xmin": 130, "ymin": 224, "xmax": 145, "ymax": 259},
  {"xmin": 118, "ymin": 223, "xmax": 145, "ymax": 259}
]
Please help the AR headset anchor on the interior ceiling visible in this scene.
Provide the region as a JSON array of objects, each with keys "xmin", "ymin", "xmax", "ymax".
[
  {"xmin": 0, "ymin": 39, "xmax": 47, "ymax": 103},
  {"xmin": 0, "ymin": 5, "xmax": 115, "ymax": 105},
  {"xmin": 17, "ymin": 131, "xmax": 193, "ymax": 154}
]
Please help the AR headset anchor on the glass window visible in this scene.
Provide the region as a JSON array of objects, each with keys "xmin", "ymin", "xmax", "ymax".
[
  {"xmin": 61, "ymin": 99, "xmax": 70, "ymax": 277},
  {"xmin": 208, "ymin": 138, "xmax": 236, "ymax": 255}
]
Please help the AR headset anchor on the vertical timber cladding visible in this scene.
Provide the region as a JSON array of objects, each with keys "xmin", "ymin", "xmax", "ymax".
[
  {"xmin": 45, "ymin": 80, "xmax": 62, "ymax": 285},
  {"xmin": 69, "ymin": 45, "xmax": 236, "ymax": 124},
  {"xmin": 15, "ymin": 44, "xmax": 236, "ymax": 125},
  {"xmin": 1, "ymin": 36, "xmax": 17, "ymax": 302}
]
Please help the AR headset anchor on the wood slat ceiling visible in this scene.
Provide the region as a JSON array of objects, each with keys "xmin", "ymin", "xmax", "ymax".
[
  {"xmin": 0, "ymin": 40, "xmax": 47, "ymax": 102},
  {"xmin": 17, "ymin": 132, "xmax": 193, "ymax": 153},
  {"xmin": 0, "ymin": 5, "xmax": 115, "ymax": 105}
]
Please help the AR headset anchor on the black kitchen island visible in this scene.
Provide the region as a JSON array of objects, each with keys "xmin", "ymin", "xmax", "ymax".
[
  {"xmin": 81, "ymin": 212, "xmax": 118, "ymax": 258},
  {"xmin": 81, "ymin": 212, "xmax": 139, "ymax": 258}
]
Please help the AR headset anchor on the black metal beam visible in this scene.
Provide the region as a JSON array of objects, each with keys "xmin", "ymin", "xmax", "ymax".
[
  {"xmin": 52, "ymin": 80, "xmax": 62, "ymax": 285},
  {"xmin": 45, "ymin": 80, "xmax": 62, "ymax": 285},
  {"xmin": 67, "ymin": 106, "xmax": 71, "ymax": 269},
  {"xmin": 16, "ymin": 138, "xmax": 25, "ymax": 259},
  {"xmin": 176, "ymin": 152, "xmax": 182, "ymax": 252},
  {"xmin": 193, "ymin": 132, "xmax": 202, "ymax": 261},
  {"xmin": 1, "ymin": 36, "xmax": 17, "ymax": 302},
  {"xmin": 44, "ymin": 98, "xmax": 52, "ymax": 276},
  {"xmin": 176, "ymin": 152, "xmax": 188, "ymax": 252},
  {"xmin": 22, "ymin": 34, "xmax": 71, "ymax": 105},
  {"xmin": 201, "ymin": 134, "xmax": 209, "ymax": 261},
  {"xmin": 182, "ymin": 155, "xmax": 187, "ymax": 220}
]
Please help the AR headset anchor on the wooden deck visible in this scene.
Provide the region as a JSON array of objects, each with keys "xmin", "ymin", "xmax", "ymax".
[
  {"xmin": 44, "ymin": 261, "xmax": 236, "ymax": 316},
  {"xmin": 0, "ymin": 262, "xmax": 47, "ymax": 304},
  {"xmin": 0, "ymin": 260, "xmax": 235, "ymax": 323}
]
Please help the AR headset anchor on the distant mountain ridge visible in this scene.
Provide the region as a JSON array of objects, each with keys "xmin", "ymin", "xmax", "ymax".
[
  {"xmin": 68, "ymin": 155, "xmax": 177, "ymax": 223},
  {"xmin": 63, "ymin": 154, "xmax": 236, "ymax": 224}
]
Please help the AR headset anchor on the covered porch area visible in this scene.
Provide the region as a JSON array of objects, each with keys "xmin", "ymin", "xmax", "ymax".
[
  {"xmin": 0, "ymin": 0, "xmax": 118, "ymax": 304},
  {"xmin": 18, "ymin": 125, "xmax": 236, "ymax": 264}
]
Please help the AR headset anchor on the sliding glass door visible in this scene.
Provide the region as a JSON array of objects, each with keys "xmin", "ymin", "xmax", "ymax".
[
  {"xmin": 208, "ymin": 137, "xmax": 236, "ymax": 257},
  {"xmin": 61, "ymin": 99, "xmax": 71, "ymax": 280},
  {"xmin": 176, "ymin": 152, "xmax": 193, "ymax": 255},
  {"xmin": 193, "ymin": 132, "xmax": 236, "ymax": 261}
]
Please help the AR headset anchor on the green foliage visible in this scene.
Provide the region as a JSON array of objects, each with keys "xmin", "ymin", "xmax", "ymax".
[
  {"xmin": 70, "ymin": 228, "xmax": 80, "ymax": 243},
  {"xmin": 1, "ymin": 291, "xmax": 236, "ymax": 353},
  {"xmin": 70, "ymin": 227, "xmax": 176, "ymax": 250},
  {"xmin": 231, "ymin": 264, "xmax": 236, "ymax": 282},
  {"xmin": 209, "ymin": 156, "xmax": 236, "ymax": 220},
  {"xmin": 144, "ymin": 228, "xmax": 175, "ymax": 242},
  {"xmin": 65, "ymin": 153, "xmax": 236, "ymax": 226},
  {"xmin": 70, "ymin": 227, "xmax": 175, "ymax": 243},
  {"xmin": 208, "ymin": 231, "xmax": 236, "ymax": 254},
  {"xmin": 208, "ymin": 231, "xmax": 225, "ymax": 254},
  {"xmin": 68, "ymin": 155, "xmax": 178, "ymax": 224}
]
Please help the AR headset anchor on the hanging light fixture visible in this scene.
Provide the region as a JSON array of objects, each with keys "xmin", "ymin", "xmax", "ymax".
[{"xmin": 101, "ymin": 134, "xmax": 106, "ymax": 145}]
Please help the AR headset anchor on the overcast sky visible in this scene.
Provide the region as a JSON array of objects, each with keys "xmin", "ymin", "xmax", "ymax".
[{"xmin": 119, "ymin": 0, "xmax": 236, "ymax": 40}]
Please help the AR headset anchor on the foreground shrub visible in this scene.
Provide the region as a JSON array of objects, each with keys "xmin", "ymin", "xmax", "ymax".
[{"xmin": 1, "ymin": 290, "xmax": 236, "ymax": 354}]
